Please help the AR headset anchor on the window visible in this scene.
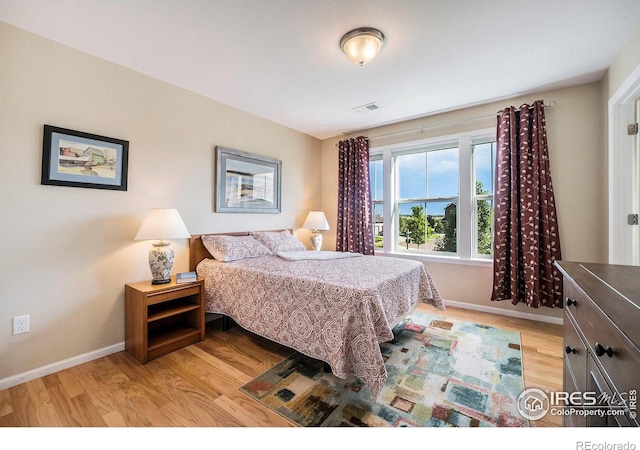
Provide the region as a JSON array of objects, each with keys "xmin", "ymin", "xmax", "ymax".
[
  {"xmin": 396, "ymin": 146, "xmax": 459, "ymax": 254},
  {"xmin": 370, "ymin": 129, "xmax": 495, "ymax": 262},
  {"xmin": 369, "ymin": 156, "xmax": 384, "ymax": 249},
  {"xmin": 472, "ymin": 140, "xmax": 496, "ymax": 257}
]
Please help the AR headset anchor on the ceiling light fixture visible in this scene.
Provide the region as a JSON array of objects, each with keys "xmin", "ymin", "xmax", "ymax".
[{"xmin": 340, "ymin": 27, "xmax": 385, "ymax": 66}]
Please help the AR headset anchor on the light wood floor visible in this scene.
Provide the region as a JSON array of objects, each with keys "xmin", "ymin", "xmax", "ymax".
[{"xmin": 0, "ymin": 304, "xmax": 563, "ymax": 427}]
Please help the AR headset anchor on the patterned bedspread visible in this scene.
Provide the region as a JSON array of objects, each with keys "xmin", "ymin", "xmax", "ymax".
[{"xmin": 196, "ymin": 254, "xmax": 445, "ymax": 398}]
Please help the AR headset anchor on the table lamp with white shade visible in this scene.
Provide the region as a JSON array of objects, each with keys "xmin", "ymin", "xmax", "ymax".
[
  {"xmin": 134, "ymin": 208, "xmax": 191, "ymax": 284},
  {"xmin": 302, "ymin": 211, "xmax": 329, "ymax": 251}
]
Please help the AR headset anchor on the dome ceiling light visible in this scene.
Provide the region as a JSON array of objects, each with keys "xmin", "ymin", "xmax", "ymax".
[{"xmin": 340, "ymin": 27, "xmax": 385, "ymax": 66}]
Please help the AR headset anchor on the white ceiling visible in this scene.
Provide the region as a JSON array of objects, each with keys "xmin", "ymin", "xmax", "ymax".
[{"xmin": 2, "ymin": 0, "xmax": 640, "ymax": 140}]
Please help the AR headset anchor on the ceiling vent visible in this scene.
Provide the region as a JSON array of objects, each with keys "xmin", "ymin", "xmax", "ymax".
[{"xmin": 353, "ymin": 102, "xmax": 380, "ymax": 113}]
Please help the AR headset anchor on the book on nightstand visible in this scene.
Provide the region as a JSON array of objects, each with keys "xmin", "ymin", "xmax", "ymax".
[{"xmin": 176, "ymin": 271, "xmax": 198, "ymax": 283}]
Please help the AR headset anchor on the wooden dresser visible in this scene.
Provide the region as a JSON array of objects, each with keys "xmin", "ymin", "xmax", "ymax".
[{"xmin": 555, "ymin": 261, "xmax": 639, "ymax": 427}]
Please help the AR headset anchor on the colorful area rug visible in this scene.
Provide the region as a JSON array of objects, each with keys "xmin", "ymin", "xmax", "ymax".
[{"xmin": 241, "ymin": 312, "xmax": 528, "ymax": 427}]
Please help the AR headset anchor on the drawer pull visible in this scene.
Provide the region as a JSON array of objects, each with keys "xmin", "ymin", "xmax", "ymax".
[
  {"xmin": 594, "ymin": 342, "xmax": 613, "ymax": 357},
  {"xmin": 565, "ymin": 345, "xmax": 576, "ymax": 354},
  {"xmin": 566, "ymin": 297, "xmax": 577, "ymax": 307}
]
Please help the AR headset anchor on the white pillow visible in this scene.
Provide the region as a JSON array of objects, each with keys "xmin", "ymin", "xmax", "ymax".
[
  {"xmin": 250, "ymin": 230, "xmax": 306, "ymax": 252},
  {"xmin": 201, "ymin": 234, "xmax": 272, "ymax": 262}
]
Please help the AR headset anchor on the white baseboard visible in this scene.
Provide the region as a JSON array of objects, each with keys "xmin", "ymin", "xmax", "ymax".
[
  {"xmin": 442, "ymin": 299, "xmax": 564, "ymax": 325},
  {"xmin": 0, "ymin": 342, "xmax": 125, "ymax": 390}
]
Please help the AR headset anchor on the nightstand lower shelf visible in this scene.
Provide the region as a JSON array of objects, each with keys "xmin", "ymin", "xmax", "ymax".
[{"xmin": 147, "ymin": 325, "xmax": 202, "ymax": 360}]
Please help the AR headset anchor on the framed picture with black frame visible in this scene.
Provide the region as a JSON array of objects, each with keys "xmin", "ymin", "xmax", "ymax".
[{"xmin": 41, "ymin": 124, "xmax": 129, "ymax": 191}]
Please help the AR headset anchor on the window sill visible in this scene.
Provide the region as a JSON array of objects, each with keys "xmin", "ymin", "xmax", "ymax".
[{"xmin": 375, "ymin": 251, "xmax": 493, "ymax": 267}]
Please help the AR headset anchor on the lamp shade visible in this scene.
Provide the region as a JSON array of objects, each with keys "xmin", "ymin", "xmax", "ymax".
[
  {"xmin": 340, "ymin": 27, "xmax": 385, "ymax": 66},
  {"xmin": 134, "ymin": 208, "xmax": 190, "ymax": 240},
  {"xmin": 302, "ymin": 211, "xmax": 329, "ymax": 231}
]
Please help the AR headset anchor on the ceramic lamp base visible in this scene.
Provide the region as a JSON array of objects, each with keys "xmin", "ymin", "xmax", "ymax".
[
  {"xmin": 310, "ymin": 230, "xmax": 323, "ymax": 251},
  {"xmin": 149, "ymin": 242, "xmax": 174, "ymax": 284}
]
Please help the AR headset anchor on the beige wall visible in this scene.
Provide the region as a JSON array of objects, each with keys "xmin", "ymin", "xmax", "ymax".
[
  {"xmin": 0, "ymin": 22, "xmax": 321, "ymax": 382},
  {"xmin": 604, "ymin": 23, "xmax": 640, "ymax": 99},
  {"xmin": 320, "ymin": 82, "xmax": 607, "ymax": 321}
]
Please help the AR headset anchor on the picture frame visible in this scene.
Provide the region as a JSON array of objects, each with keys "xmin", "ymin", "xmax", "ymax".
[
  {"xmin": 41, "ymin": 125, "xmax": 129, "ymax": 191},
  {"xmin": 215, "ymin": 146, "xmax": 281, "ymax": 213}
]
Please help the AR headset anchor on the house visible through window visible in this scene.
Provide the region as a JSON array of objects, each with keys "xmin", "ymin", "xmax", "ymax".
[{"xmin": 369, "ymin": 129, "xmax": 495, "ymax": 262}]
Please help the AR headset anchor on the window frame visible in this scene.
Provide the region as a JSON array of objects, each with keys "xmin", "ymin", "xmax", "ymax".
[{"xmin": 370, "ymin": 128, "xmax": 495, "ymax": 267}]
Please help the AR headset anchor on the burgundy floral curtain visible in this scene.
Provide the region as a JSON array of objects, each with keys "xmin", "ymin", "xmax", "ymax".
[
  {"xmin": 336, "ymin": 136, "xmax": 375, "ymax": 255},
  {"xmin": 491, "ymin": 101, "xmax": 563, "ymax": 308}
]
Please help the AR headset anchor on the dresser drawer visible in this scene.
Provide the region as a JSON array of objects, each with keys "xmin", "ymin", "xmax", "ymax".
[
  {"xmin": 563, "ymin": 366, "xmax": 587, "ymax": 427},
  {"xmin": 566, "ymin": 281, "xmax": 640, "ymax": 399},
  {"xmin": 564, "ymin": 311, "xmax": 587, "ymax": 392},
  {"xmin": 588, "ymin": 356, "xmax": 638, "ymax": 427},
  {"xmin": 563, "ymin": 281, "xmax": 590, "ymax": 332}
]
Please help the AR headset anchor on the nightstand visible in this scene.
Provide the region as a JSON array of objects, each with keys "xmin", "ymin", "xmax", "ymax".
[{"xmin": 125, "ymin": 277, "xmax": 205, "ymax": 363}]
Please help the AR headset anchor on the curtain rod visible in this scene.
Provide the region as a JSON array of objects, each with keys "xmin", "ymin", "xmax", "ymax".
[
  {"xmin": 368, "ymin": 114, "xmax": 494, "ymax": 141},
  {"xmin": 336, "ymin": 100, "xmax": 556, "ymax": 144}
]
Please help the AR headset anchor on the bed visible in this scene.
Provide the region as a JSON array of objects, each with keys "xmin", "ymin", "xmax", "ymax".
[{"xmin": 189, "ymin": 230, "xmax": 445, "ymax": 398}]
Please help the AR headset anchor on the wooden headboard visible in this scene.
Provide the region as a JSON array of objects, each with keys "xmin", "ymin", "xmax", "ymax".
[{"xmin": 189, "ymin": 229, "xmax": 294, "ymax": 271}]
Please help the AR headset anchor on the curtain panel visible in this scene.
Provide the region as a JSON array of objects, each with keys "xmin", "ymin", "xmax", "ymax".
[
  {"xmin": 336, "ymin": 136, "xmax": 375, "ymax": 255},
  {"xmin": 491, "ymin": 101, "xmax": 563, "ymax": 308}
]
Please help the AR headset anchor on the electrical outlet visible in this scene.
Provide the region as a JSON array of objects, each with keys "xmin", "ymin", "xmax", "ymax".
[{"xmin": 13, "ymin": 315, "xmax": 29, "ymax": 335}]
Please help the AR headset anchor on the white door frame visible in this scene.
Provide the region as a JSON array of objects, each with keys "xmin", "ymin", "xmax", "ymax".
[{"xmin": 608, "ymin": 63, "xmax": 640, "ymax": 265}]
